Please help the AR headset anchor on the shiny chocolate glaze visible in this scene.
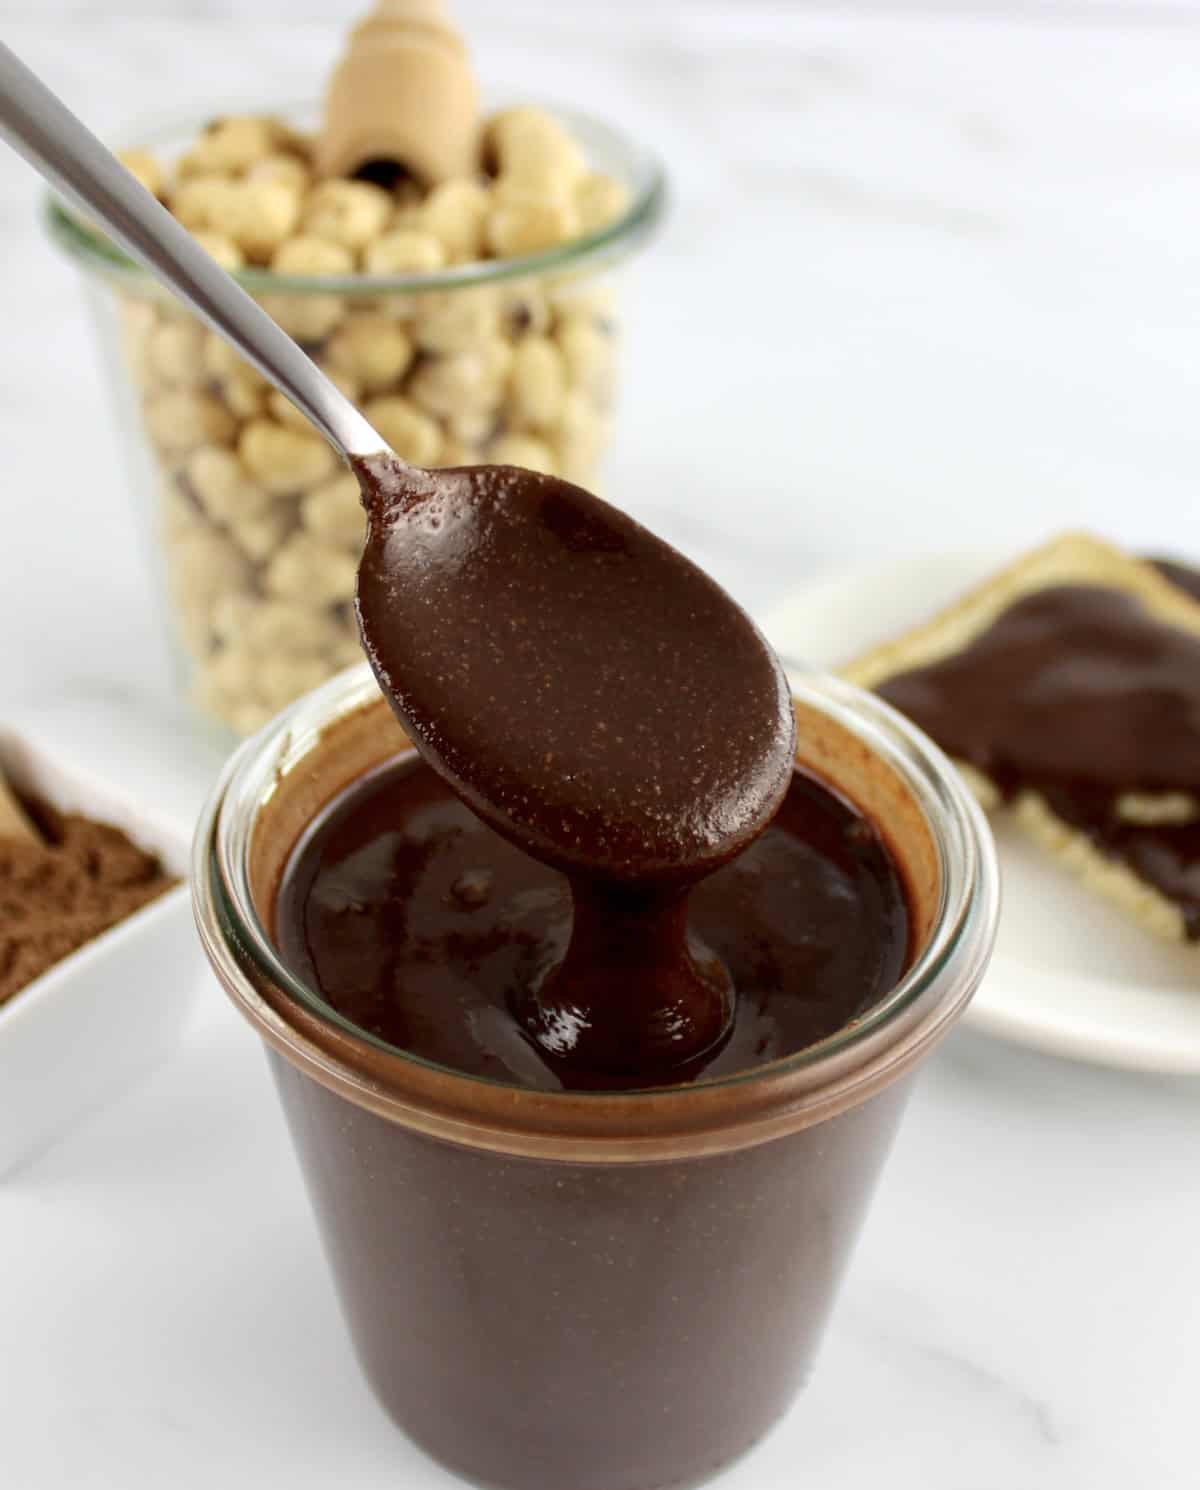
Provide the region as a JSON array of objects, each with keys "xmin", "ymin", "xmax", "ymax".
[
  {"xmin": 876, "ymin": 583, "xmax": 1200, "ymax": 936},
  {"xmin": 274, "ymin": 755, "xmax": 911, "ymax": 1092}
]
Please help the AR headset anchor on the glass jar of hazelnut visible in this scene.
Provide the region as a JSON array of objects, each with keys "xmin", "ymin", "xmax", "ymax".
[{"xmin": 47, "ymin": 102, "xmax": 664, "ymax": 738}]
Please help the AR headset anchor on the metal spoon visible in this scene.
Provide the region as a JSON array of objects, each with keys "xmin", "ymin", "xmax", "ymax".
[{"xmin": 0, "ymin": 40, "xmax": 794, "ymax": 887}]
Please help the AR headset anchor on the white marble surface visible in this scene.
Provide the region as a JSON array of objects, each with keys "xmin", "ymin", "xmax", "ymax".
[{"xmin": 1, "ymin": 5, "xmax": 1199, "ymax": 1488}]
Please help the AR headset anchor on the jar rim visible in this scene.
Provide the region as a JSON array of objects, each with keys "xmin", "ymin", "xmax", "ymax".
[
  {"xmin": 43, "ymin": 96, "xmax": 667, "ymax": 296},
  {"xmin": 192, "ymin": 663, "xmax": 999, "ymax": 1162}
]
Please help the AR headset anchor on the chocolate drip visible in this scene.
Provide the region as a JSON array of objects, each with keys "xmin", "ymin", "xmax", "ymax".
[
  {"xmin": 351, "ymin": 453, "xmax": 797, "ymax": 1076},
  {"xmin": 275, "ymin": 757, "xmax": 910, "ymax": 1091}
]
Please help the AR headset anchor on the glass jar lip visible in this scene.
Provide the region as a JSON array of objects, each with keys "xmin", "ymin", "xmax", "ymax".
[
  {"xmin": 43, "ymin": 95, "xmax": 667, "ymax": 296},
  {"xmin": 192, "ymin": 663, "xmax": 999, "ymax": 1159}
]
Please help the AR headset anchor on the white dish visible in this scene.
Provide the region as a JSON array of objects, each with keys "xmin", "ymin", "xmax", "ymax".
[
  {"xmin": 764, "ymin": 549, "xmax": 1200, "ymax": 1075},
  {"xmin": 0, "ymin": 728, "xmax": 206, "ymax": 1176}
]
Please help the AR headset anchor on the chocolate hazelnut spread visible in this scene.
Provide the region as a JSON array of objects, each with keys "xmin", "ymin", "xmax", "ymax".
[
  {"xmin": 200, "ymin": 675, "xmax": 996, "ymax": 1490},
  {"xmin": 875, "ymin": 584, "xmax": 1200, "ymax": 935},
  {"xmin": 351, "ymin": 453, "xmax": 800, "ymax": 1078},
  {"xmin": 274, "ymin": 754, "xmax": 910, "ymax": 1092}
]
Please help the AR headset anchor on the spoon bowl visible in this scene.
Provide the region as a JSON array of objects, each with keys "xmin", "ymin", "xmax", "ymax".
[{"xmin": 354, "ymin": 453, "xmax": 796, "ymax": 883}]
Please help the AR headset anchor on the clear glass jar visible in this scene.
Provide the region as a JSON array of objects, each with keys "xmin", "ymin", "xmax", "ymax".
[
  {"xmin": 46, "ymin": 104, "xmax": 665, "ymax": 741},
  {"xmin": 192, "ymin": 665, "xmax": 999, "ymax": 1490}
]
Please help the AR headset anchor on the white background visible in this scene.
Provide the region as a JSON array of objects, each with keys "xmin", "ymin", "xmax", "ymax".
[{"xmin": 1, "ymin": 5, "xmax": 1199, "ymax": 1489}]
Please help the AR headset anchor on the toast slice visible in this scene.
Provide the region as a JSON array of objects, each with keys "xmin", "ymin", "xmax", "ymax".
[{"xmin": 843, "ymin": 533, "xmax": 1200, "ymax": 943}]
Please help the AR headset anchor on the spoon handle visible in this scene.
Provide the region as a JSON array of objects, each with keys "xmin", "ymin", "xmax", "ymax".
[{"xmin": 0, "ymin": 41, "xmax": 385, "ymax": 460}]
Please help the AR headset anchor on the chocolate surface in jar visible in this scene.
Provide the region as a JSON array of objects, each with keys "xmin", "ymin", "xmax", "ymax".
[{"xmin": 273, "ymin": 753, "xmax": 911, "ymax": 1092}]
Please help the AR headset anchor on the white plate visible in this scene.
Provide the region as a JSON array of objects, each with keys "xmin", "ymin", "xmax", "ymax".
[{"xmin": 764, "ymin": 550, "xmax": 1200, "ymax": 1075}]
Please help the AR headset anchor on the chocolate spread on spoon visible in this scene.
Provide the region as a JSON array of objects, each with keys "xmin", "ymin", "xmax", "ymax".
[
  {"xmin": 351, "ymin": 453, "xmax": 797, "ymax": 1077},
  {"xmin": 876, "ymin": 584, "xmax": 1200, "ymax": 935}
]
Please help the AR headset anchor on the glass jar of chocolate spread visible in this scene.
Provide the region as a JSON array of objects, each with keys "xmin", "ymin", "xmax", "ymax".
[{"xmin": 193, "ymin": 662, "xmax": 998, "ymax": 1490}]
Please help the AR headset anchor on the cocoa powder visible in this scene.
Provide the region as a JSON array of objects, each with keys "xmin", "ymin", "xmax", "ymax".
[{"xmin": 0, "ymin": 797, "xmax": 177, "ymax": 1005}]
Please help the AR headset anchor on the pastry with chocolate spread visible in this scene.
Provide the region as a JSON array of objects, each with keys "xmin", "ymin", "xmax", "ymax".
[{"xmin": 847, "ymin": 533, "xmax": 1200, "ymax": 943}]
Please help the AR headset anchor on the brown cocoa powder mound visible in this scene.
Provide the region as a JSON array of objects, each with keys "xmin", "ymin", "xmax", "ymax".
[{"xmin": 0, "ymin": 797, "xmax": 178, "ymax": 1006}]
